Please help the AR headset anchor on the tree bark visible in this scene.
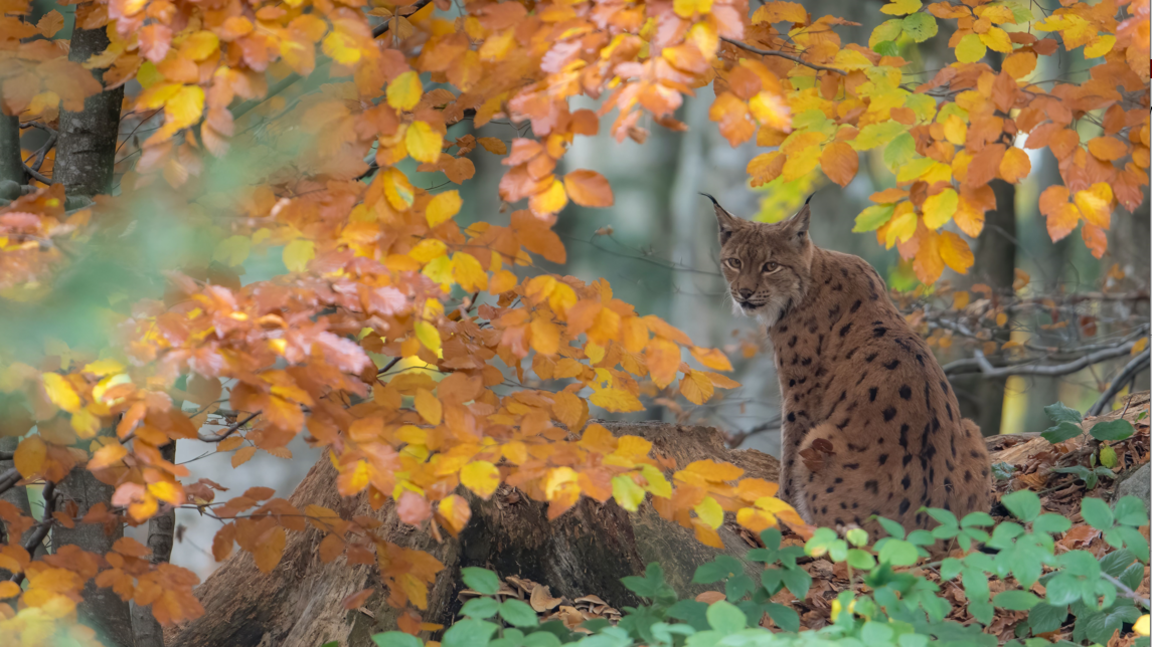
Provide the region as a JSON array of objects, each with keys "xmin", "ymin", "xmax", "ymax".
[
  {"xmin": 168, "ymin": 422, "xmax": 779, "ymax": 647},
  {"xmin": 0, "ymin": 114, "xmax": 26, "ymax": 186},
  {"xmin": 54, "ymin": 18, "xmax": 124, "ymax": 197},
  {"xmin": 56, "ymin": 468, "xmax": 135, "ymax": 646},
  {"xmin": 956, "ymin": 178, "xmax": 1017, "ymax": 436},
  {"xmin": 131, "ymin": 441, "xmax": 177, "ymax": 647}
]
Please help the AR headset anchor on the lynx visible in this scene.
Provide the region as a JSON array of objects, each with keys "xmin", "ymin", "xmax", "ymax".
[{"xmin": 706, "ymin": 194, "xmax": 992, "ymax": 531}]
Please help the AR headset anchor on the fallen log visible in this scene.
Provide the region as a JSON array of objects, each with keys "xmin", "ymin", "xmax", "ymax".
[{"xmin": 169, "ymin": 394, "xmax": 1149, "ymax": 647}]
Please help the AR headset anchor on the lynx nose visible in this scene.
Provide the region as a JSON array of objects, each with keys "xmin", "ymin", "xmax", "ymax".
[{"xmin": 737, "ymin": 288, "xmax": 753, "ymax": 300}]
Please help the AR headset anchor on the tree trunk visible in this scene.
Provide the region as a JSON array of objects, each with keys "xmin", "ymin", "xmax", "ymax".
[
  {"xmin": 131, "ymin": 441, "xmax": 177, "ymax": 647},
  {"xmin": 168, "ymin": 422, "xmax": 779, "ymax": 647},
  {"xmin": 0, "ymin": 114, "xmax": 26, "ymax": 186},
  {"xmin": 956, "ymin": 178, "xmax": 1017, "ymax": 435},
  {"xmin": 54, "ymin": 17, "xmax": 124, "ymax": 197},
  {"xmin": 56, "ymin": 468, "xmax": 135, "ymax": 646}
]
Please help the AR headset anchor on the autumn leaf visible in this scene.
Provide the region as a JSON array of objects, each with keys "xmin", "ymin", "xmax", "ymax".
[
  {"xmin": 283, "ymin": 239, "xmax": 315, "ymax": 273},
  {"xmin": 14, "ymin": 435, "xmax": 46, "ymax": 478},
  {"xmin": 426, "ymin": 190, "xmax": 462, "ymax": 227},
  {"xmin": 590, "ymin": 389, "xmax": 643, "ymax": 412},
  {"xmin": 36, "ymin": 10, "xmax": 64, "ymax": 37},
  {"xmin": 406, "ymin": 121, "xmax": 443, "ymax": 164},
  {"xmin": 165, "ymin": 85, "xmax": 205, "ymax": 132},
  {"xmin": 563, "ymin": 170, "xmax": 614, "ymax": 208},
  {"xmin": 820, "ymin": 142, "xmax": 858, "ymax": 187},
  {"xmin": 387, "ymin": 71, "xmax": 422, "ymax": 111},
  {"xmin": 460, "ymin": 461, "xmax": 499, "ymax": 498}
]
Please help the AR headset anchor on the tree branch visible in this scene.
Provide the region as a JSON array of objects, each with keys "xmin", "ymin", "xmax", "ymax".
[
  {"xmin": 10, "ymin": 481, "xmax": 56, "ymax": 586},
  {"xmin": 720, "ymin": 37, "xmax": 847, "ymax": 75},
  {"xmin": 1087, "ymin": 350, "xmax": 1151, "ymax": 417},
  {"xmin": 197, "ymin": 410, "xmax": 261, "ymax": 443},
  {"xmin": 943, "ymin": 341, "xmax": 1137, "ymax": 377}
]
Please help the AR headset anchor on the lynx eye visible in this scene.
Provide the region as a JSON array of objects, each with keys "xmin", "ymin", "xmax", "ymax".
[
  {"xmin": 763, "ymin": 262, "xmax": 780, "ymax": 273},
  {"xmin": 723, "ymin": 258, "xmax": 742, "ymax": 270}
]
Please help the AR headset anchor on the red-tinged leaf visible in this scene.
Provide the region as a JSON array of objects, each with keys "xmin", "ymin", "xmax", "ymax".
[
  {"xmin": 318, "ymin": 533, "xmax": 344, "ymax": 563},
  {"xmin": 563, "ymin": 170, "xmax": 614, "ymax": 208},
  {"xmin": 397, "ymin": 491, "xmax": 432, "ymax": 526},
  {"xmin": 343, "ymin": 588, "xmax": 375, "ymax": 610},
  {"xmin": 1081, "ymin": 223, "xmax": 1107, "ymax": 258}
]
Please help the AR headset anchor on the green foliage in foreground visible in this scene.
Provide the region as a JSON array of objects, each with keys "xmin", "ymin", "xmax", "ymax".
[{"xmin": 363, "ymin": 492, "xmax": 1149, "ymax": 647}]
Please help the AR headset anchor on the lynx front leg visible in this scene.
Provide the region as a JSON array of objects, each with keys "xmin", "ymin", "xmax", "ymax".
[{"xmin": 778, "ymin": 414, "xmax": 804, "ymax": 508}]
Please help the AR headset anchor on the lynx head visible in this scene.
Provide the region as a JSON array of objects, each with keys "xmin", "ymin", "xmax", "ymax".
[{"xmin": 705, "ymin": 194, "xmax": 815, "ymax": 328}]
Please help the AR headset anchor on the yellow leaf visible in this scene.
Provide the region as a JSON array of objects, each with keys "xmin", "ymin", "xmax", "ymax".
[
  {"xmin": 673, "ymin": 0, "xmax": 712, "ymax": 18},
  {"xmin": 83, "ymin": 358, "xmax": 124, "ymax": 377},
  {"xmin": 460, "ymin": 461, "xmax": 499, "ymax": 498},
  {"xmin": 414, "ymin": 321, "xmax": 442, "ymax": 357},
  {"xmin": 283, "ymin": 239, "xmax": 315, "ymax": 273},
  {"xmin": 612, "ymin": 475, "xmax": 647, "ymax": 511},
  {"xmin": 1084, "ymin": 35, "xmax": 1115, "ymax": 58},
  {"xmin": 694, "ymin": 496, "xmax": 724, "ymax": 529},
  {"xmin": 406, "ymin": 121, "xmax": 443, "ymax": 164},
  {"xmin": 884, "ymin": 206, "xmax": 917, "ymax": 248},
  {"xmin": 953, "ymin": 291, "xmax": 970, "ymax": 310},
  {"xmin": 387, "ymin": 71, "xmax": 422, "ymax": 111},
  {"xmin": 679, "ymin": 371, "xmax": 715, "ymax": 405},
  {"xmin": 956, "ymin": 33, "xmax": 986, "ymax": 63},
  {"xmin": 832, "ymin": 49, "xmax": 873, "ymax": 71},
  {"xmin": 437, "ymin": 495, "xmax": 471, "ymax": 536},
  {"xmin": 640, "ymin": 464, "xmax": 672, "ymax": 498},
  {"xmin": 452, "ymin": 252, "xmax": 487, "ymax": 292},
  {"xmin": 1073, "ymin": 183, "xmax": 1113, "ymax": 229},
  {"xmin": 214, "ymin": 235, "xmax": 251, "ymax": 266},
  {"xmin": 1133, "ymin": 338, "xmax": 1148, "ymax": 355},
  {"xmin": 590, "ymin": 388, "xmax": 643, "ymax": 413},
  {"xmin": 1134, "ymin": 614, "xmax": 1149, "ymax": 637},
  {"xmin": 689, "ymin": 347, "xmax": 732, "ymax": 371},
  {"xmin": 529, "ymin": 179, "xmax": 568, "ymax": 215},
  {"xmin": 978, "ymin": 27, "xmax": 1012, "ymax": 53},
  {"xmin": 880, "ymin": 0, "xmax": 921, "ymax": 15},
  {"xmin": 922, "ymin": 189, "xmax": 958, "ymax": 229},
  {"xmin": 942, "ymin": 115, "xmax": 967, "ymax": 146},
  {"xmin": 530, "ymin": 316, "xmax": 561, "ymax": 356},
  {"xmin": 322, "ymin": 30, "xmax": 361, "ymax": 65},
  {"xmin": 181, "ymin": 31, "xmax": 220, "ymax": 61},
  {"xmin": 939, "ymin": 232, "xmax": 974, "ymax": 274},
  {"xmin": 164, "ymin": 85, "xmax": 205, "ymax": 132},
  {"xmin": 414, "ymin": 389, "xmax": 442, "ymax": 425},
  {"xmin": 382, "ymin": 168, "xmax": 415, "ymax": 210},
  {"xmin": 42, "ymin": 373, "xmax": 80, "ymax": 413},
  {"xmin": 426, "ymin": 191, "xmax": 462, "ymax": 228},
  {"xmin": 71, "ymin": 408, "xmax": 101, "ymax": 439}
]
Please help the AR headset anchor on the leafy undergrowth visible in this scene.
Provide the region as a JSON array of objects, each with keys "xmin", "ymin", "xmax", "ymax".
[{"xmin": 365, "ymin": 395, "xmax": 1150, "ymax": 647}]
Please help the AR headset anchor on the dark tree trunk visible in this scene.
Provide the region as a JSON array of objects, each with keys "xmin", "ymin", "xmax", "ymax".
[
  {"xmin": 54, "ymin": 20, "xmax": 124, "ymax": 197},
  {"xmin": 957, "ymin": 178, "xmax": 1017, "ymax": 436},
  {"xmin": 131, "ymin": 441, "xmax": 177, "ymax": 647},
  {"xmin": 0, "ymin": 114, "xmax": 26, "ymax": 186},
  {"xmin": 56, "ymin": 468, "xmax": 135, "ymax": 646}
]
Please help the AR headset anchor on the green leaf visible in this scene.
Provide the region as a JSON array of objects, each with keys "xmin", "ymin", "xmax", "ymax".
[
  {"xmin": 622, "ymin": 563, "xmax": 669, "ymax": 599},
  {"xmin": 883, "ymin": 132, "xmax": 917, "ymax": 171},
  {"xmin": 1089, "ymin": 419, "xmax": 1135, "ymax": 441},
  {"xmin": 1045, "ymin": 573, "xmax": 1080, "ymax": 606},
  {"xmin": 901, "ymin": 13, "xmax": 938, "ymax": 42},
  {"xmin": 725, "ymin": 573, "xmax": 755, "ymax": 601},
  {"xmin": 869, "ymin": 19, "xmax": 904, "ymax": 48},
  {"xmin": 992, "ymin": 462, "xmax": 1017, "ymax": 481},
  {"xmin": 847, "ymin": 549, "xmax": 877, "ymax": 570},
  {"xmin": 876, "ymin": 516, "xmax": 906, "ymax": 540},
  {"xmin": 1080, "ymin": 497, "xmax": 1114, "ymax": 530},
  {"xmin": 692, "ymin": 555, "xmax": 743, "ymax": 584},
  {"xmin": 925, "ymin": 508, "xmax": 958, "ymax": 529},
  {"xmin": 780, "ymin": 566, "xmax": 812, "ymax": 600},
  {"xmin": 878, "ymin": 539, "xmax": 918, "ymax": 566},
  {"xmin": 1044, "ymin": 402, "xmax": 1082, "ymax": 424},
  {"xmin": 1114, "ymin": 496, "xmax": 1149, "ymax": 526},
  {"xmin": 705, "ymin": 600, "xmax": 746, "ymax": 633},
  {"xmin": 1100, "ymin": 549, "xmax": 1137, "ymax": 577},
  {"xmin": 994, "ymin": 590, "xmax": 1041, "ymax": 611},
  {"xmin": 853, "ymin": 204, "xmax": 896, "ymax": 232},
  {"xmin": 666, "ymin": 600, "xmax": 710, "ymax": 631},
  {"xmin": 1027, "ymin": 603, "xmax": 1068, "ymax": 634},
  {"xmin": 1001, "ymin": 490, "xmax": 1042, "ymax": 522},
  {"xmin": 760, "ymin": 528, "xmax": 783, "ymax": 552},
  {"xmin": 895, "ymin": 157, "xmax": 937, "ymax": 183},
  {"xmin": 961, "ymin": 511, "xmax": 995, "ymax": 528},
  {"xmin": 1041, "ymin": 421, "xmax": 1083, "ymax": 444},
  {"xmin": 443, "ymin": 619, "xmax": 499, "ymax": 647},
  {"xmin": 373, "ymin": 634, "xmax": 422, "ymax": 647},
  {"xmin": 1032, "ymin": 513, "xmax": 1072, "ymax": 535},
  {"xmin": 765, "ymin": 602, "xmax": 800, "ymax": 632},
  {"xmin": 499, "ymin": 600, "xmax": 539, "ymax": 627},
  {"xmin": 861, "ymin": 621, "xmax": 895, "ymax": 645},
  {"xmin": 462, "ymin": 598, "xmax": 502, "ymax": 619},
  {"xmin": 523, "ymin": 632, "xmax": 561, "ymax": 647},
  {"xmin": 462, "ymin": 568, "xmax": 501, "ymax": 596},
  {"xmin": 873, "ymin": 40, "xmax": 900, "ymax": 57},
  {"xmin": 846, "ymin": 528, "xmax": 869, "ymax": 547},
  {"xmin": 1099, "ymin": 445, "xmax": 1118, "ymax": 468},
  {"xmin": 853, "ymin": 121, "xmax": 907, "ymax": 151}
]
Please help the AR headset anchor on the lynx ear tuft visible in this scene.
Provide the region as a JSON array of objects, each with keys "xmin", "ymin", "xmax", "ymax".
[
  {"xmin": 787, "ymin": 196, "xmax": 812, "ymax": 241},
  {"xmin": 701, "ymin": 193, "xmax": 743, "ymax": 244}
]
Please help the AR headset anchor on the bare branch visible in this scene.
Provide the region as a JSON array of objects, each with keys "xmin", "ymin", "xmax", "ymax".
[
  {"xmin": 1087, "ymin": 349, "xmax": 1151, "ymax": 417},
  {"xmin": 943, "ymin": 341, "xmax": 1137, "ymax": 378},
  {"xmin": 720, "ymin": 37, "xmax": 847, "ymax": 75},
  {"xmin": 198, "ymin": 410, "xmax": 261, "ymax": 443},
  {"xmin": 1100, "ymin": 571, "xmax": 1151, "ymax": 610},
  {"xmin": 11, "ymin": 481, "xmax": 56, "ymax": 585},
  {"xmin": 22, "ymin": 163, "xmax": 54, "ymax": 185}
]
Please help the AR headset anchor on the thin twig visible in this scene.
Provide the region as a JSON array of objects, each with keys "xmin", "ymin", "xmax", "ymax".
[
  {"xmin": 11, "ymin": 481, "xmax": 56, "ymax": 585},
  {"xmin": 943, "ymin": 341, "xmax": 1137, "ymax": 377},
  {"xmin": 197, "ymin": 411, "xmax": 260, "ymax": 443},
  {"xmin": 1100, "ymin": 572, "xmax": 1151, "ymax": 610},
  {"xmin": 720, "ymin": 36, "xmax": 846, "ymax": 75},
  {"xmin": 22, "ymin": 163, "xmax": 54, "ymax": 185},
  {"xmin": 1087, "ymin": 350, "xmax": 1151, "ymax": 417}
]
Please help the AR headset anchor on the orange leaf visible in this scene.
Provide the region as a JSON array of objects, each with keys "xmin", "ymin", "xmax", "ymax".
[
  {"xmin": 564, "ymin": 170, "xmax": 614, "ymax": 207},
  {"xmin": 645, "ymin": 338, "xmax": 681, "ymax": 388},
  {"xmin": 318, "ymin": 533, "xmax": 344, "ymax": 563},
  {"xmin": 939, "ymin": 232, "xmax": 974, "ymax": 274},
  {"xmin": 689, "ymin": 346, "xmax": 733, "ymax": 371},
  {"xmin": 1087, "ymin": 136, "xmax": 1127, "ymax": 162},
  {"xmin": 998, "ymin": 147, "xmax": 1031, "ymax": 184},
  {"xmin": 88, "ymin": 443, "xmax": 128, "ymax": 471},
  {"xmin": 1072, "ymin": 183, "xmax": 1113, "ymax": 229},
  {"xmin": 414, "ymin": 389, "xmax": 442, "ymax": 426},
  {"xmin": 1081, "ymin": 223, "xmax": 1107, "ymax": 258},
  {"xmin": 679, "ymin": 371, "xmax": 715, "ymax": 405},
  {"xmin": 342, "ymin": 588, "xmax": 375, "ymax": 610},
  {"xmin": 14, "ymin": 435, "xmax": 46, "ymax": 478},
  {"xmin": 36, "ymin": 10, "xmax": 64, "ymax": 38},
  {"xmin": 231, "ymin": 446, "xmax": 257, "ymax": 468},
  {"xmin": 253, "ymin": 527, "xmax": 286, "ymax": 573},
  {"xmin": 819, "ymin": 142, "xmax": 858, "ymax": 188},
  {"xmin": 530, "ymin": 315, "xmax": 561, "ymax": 356},
  {"xmin": 1039, "ymin": 186, "xmax": 1080, "ymax": 241},
  {"xmin": 437, "ymin": 494, "xmax": 471, "ymax": 536}
]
